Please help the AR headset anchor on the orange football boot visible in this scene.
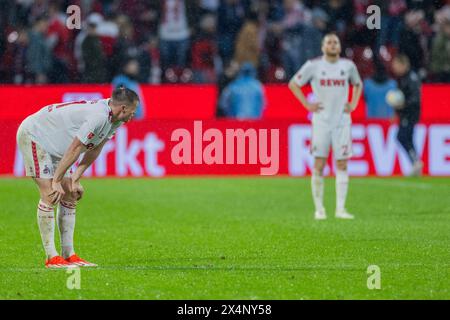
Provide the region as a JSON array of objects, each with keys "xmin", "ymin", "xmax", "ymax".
[
  {"xmin": 45, "ymin": 256, "xmax": 74, "ymax": 269},
  {"xmin": 65, "ymin": 254, "xmax": 98, "ymax": 267}
]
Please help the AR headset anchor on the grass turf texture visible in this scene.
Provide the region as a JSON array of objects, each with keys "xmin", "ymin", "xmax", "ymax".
[{"xmin": 0, "ymin": 177, "xmax": 449, "ymax": 300}]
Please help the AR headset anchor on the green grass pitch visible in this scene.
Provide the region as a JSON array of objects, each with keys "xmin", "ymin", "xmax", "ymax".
[{"xmin": 0, "ymin": 177, "xmax": 449, "ymax": 299}]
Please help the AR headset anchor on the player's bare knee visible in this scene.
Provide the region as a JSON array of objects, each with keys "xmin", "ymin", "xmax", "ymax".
[
  {"xmin": 38, "ymin": 188, "xmax": 53, "ymax": 205},
  {"xmin": 336, "ymin": 160, "xmax": 347, "ymax": 171},
  {"xmin": 314, "ymin": 167, "xmax": 324, "ymax": 176},
  {"xmin": 62, "ymin": 192, "xmax": 78, "ymax": 205},
  {"xmin": 40, "ymin": 194, "xmax": 54, "ymax": 207},
  {"xmin": 314, "ymin": 159, "xmax": 326, "ymax": 175}
]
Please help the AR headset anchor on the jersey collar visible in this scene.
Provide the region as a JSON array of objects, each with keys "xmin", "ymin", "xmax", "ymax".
[
  {"xmin": 322, "ymin": 55, "xmax": 339, "ymax": 65},
  {"xmin": 105, "ymin": 99, "xmax": 113, "ymax": 122}
]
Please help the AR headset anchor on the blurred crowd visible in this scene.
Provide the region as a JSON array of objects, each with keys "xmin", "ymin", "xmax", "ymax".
[{"xmin": 1, "ymin": 0, "xmax": 450, "ymax": 86}]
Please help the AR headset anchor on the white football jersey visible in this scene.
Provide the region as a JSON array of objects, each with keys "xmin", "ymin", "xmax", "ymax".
[
  {"xmin": 21, "ymin": 99, "xmax": 121, "ymax": 158},
  {"xmin": 293, "ymin": 56, "xmax": 362, "ymax": 127}
]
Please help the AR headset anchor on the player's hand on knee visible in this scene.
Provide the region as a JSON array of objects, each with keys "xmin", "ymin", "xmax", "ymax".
[
  {"xmin": 344, "ymin": 102, "xmax": 356, "ymax": 113},
  {"xmin": 50, "ymin": 180, "xmax": 65, "ymax": 205},
  {"xmin": 70, "ymin": 179, "xmax": 84, "ymax": 201}
]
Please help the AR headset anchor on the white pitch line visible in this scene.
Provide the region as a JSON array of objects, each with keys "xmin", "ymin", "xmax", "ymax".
[
  {"xmin": 1, "ymin": 262, "xmax": 448, "ymax": 273},
  {"xmin": 353, "ymin": 179, "xmax": 434, "ymax": 190}
]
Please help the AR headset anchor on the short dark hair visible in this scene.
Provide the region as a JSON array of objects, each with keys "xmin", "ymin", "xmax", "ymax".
[
  {"xmin": 322, "ymin": 32, "xmax": 339, "ymax": 45},
  {"xmin": 111, "ymin": 86, "xmax": 139, "ymax": 107}
]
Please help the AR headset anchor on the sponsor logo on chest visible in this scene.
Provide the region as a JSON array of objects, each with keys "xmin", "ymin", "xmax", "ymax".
[
  {"xmin": 319, "ymin": 69, "xmax": 346, "ymax": 87},
  {"xmin": 319, "ymin": 78, "xmax": 346, "ymax": 87}
]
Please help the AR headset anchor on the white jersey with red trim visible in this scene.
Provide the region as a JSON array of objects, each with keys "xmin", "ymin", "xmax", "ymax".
[
  {"xmin": 293, "ymin": 56, "xmax": 362, "ymax": 127},
  {"xmin": 21, "ymin": 99, "xmax": 121, "ymax": 158}
]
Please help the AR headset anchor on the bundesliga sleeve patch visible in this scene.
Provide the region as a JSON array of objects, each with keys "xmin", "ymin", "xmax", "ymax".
[{"xmin": 87, "ymin": 132, "xmax": 95, "ymax": 139}]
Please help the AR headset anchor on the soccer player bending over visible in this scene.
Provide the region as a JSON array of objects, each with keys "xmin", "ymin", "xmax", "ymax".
[
  {"xmin": 288, "ymin": 33, "xmax": 363, "ymax": 220},
  {"xmin": 16, "ymin": 87, "xmax": 139, "ymax": 268}
]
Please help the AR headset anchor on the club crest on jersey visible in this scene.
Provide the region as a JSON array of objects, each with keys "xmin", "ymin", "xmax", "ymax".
[{"xmin": 87, "ymin": 132, "xmax": 95, "ymax": 139}]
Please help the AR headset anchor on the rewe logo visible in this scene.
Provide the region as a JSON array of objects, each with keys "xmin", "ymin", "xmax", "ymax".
[
  {"xmin": 319, "ymin": 79, "xmax": 346, "ymax": 87},
  {"xmin": 288, "ymin": 124, "xmax": 439, "ymax": 176}
]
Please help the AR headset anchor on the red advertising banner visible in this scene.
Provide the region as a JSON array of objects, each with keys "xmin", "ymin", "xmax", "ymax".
[
  {"xmin": 2, "ymin": 119, "xmax": 450, "ymax": 177},
  {"xmin": 0, "ymin": 84, "xmax": 449, "ymax": 121}
]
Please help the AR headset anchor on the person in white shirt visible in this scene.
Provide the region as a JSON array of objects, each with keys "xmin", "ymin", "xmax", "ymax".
[
  {"xmin": 16, "ymin": 87, "xmax": 139, "ymax": 268},
  {"xmin": 159, "ymin": 0, "xmax": 191, "ymax": 73},
  {"xmin": 288, "ymin": 33, "xmax": 363, "ymax": 220}
]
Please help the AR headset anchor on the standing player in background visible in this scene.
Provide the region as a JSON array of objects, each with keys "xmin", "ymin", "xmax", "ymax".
[
  {"xmin": 391, "ymin": 54, "xmax": 423, "ymax": 176},
  {"xmin": 288, "ymin": 33, "xmax": 363, "ymax": 220},
  {"xmin": 16, "ymin": 87, "xmax": 139, "ymax": 268}
]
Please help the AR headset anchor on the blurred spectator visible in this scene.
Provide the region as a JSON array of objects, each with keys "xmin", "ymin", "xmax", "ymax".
[
  {"xmin": 321, "ymin": 0, "xmax": 353, "ymax": 35},
  {"xmin": 363, "ymin": 60, "xmax": 397, "ymax": 119},
  {"xmin": 1, "ymin": 29, "xmax": 30, "ymax": 84},
  {"xmin": 46, "ymin": 3, "xmax": 71, "ymax": 83},
  {"xmin": 0, "ymin": 0, "xmax": 449, "ymax": 84},
  {"xmin": 375, "ymin": 0, "xmax": 407, "ymax": 49},
  {"xmin": 280, "ymin": 0, "xmax": 312, "ymax": 29},
  {"xmin": 116, "ymin": 0, "xmax": 159, "ymax": 44},
  {"xmin": 199, "ymin": 0, "xmax": 220, "ymax": 14},
  {"xmin": 111, "ymin": 16, "xmax": 139, "ymax": 78},
  {"xmin": 112, "ymin": 58, "xmax": 146, "ymax": 119},
  {"xmin": 217, "ymin": 0, "xmax": 249, "ymax": 65},
  {"xmin": 158, "ymin": 0, "xmax": 192, "ymax": 75},
  {"xmin": 259, "ymin": 0, "xmax": 285, "ymax": 82},
  {"xmin": 135, "ymin": 35, "xmax": 154, "ymax": 83},
  {"xmin": 311, "ymin": 7, "xmax": 329, "ymax": 35},
  {"xmin": 98, "ymin": 13, "xmax": 120, "ymax": 59},
  {"xmin": 191, "ymin": 14, "xmax": 218, "ymax": 83},
  {"xmin": 398, "ymin": 10, "xmax": 430, "ymax": 74},
  {"xmin": 252, "ymin": 0, "xmax": 271, "ymax": 51},
  {"xmin": 434, "ymin": 4, "xmax": 450, "ymax": 26},
  {"xmin": 81, "ymin": 20, "xmax": 107, "ymax": 83},
  {"xmin": 217, "ymin": 59, "xmax": 240, "ymax": 94},
  {"xmin": 147, "ymin": 36, "xmax": 162, "ymax": 83},
  {"xmin": 219, "ymin": 62, "xmax": 265, "ymax": 119},
  {"xmin": 26, "ymin": 15, "xmax": 51, "ymax": 84},
  {"xmin": 430, "ymin": 19, "xmax": 450, "ymax": 82},
  {"xmin": 71, "ymin": 0, "xmax": 103, "ymax": 20},
  {"xmin": 308, "ymin": 7, "xmax": 328, "ymax": 53},
  {"xmin": 29, "ymin": 0, "xmax": 49, "ymax": 25},
  {"xmin": 234, "ymin": 10, "xmax": 261, "ymax": 68},
  {"xmin": 278, "ymin": 0, "xmax": 320, "ymax": 78},
  {"xmin": 74, "ymin": 13, "xmax": 103, "ymax": 77},
  {"xmin": 348, "ymin": 0, "xmax": 377, "ymax": 46},
  {"xmin": 216, "ymin": 59, "xmax": 240, "ymax": 117}
]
